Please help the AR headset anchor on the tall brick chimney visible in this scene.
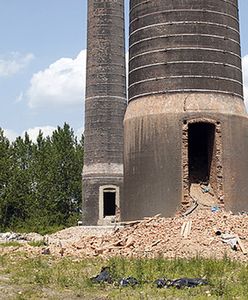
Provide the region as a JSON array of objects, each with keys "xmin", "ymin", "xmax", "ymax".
[{"xmin": 82, "ymin": 0, "xmax": 126, "ymax": 225}]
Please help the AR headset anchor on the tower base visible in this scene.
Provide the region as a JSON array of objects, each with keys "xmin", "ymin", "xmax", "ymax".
[
  {"xmin": 82, "ymin": 171, "xmax": 123, "ymax": 225},
  {"xmin": 122, "ymin": 93, "xmax": 248, "ymax": 220}
]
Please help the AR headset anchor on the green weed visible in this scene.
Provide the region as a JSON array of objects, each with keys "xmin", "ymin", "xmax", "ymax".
[
  {"xmin": 27, "ymin": 240, "xmax": 46, "ymax": 247},
  {"xmin": 0, "ymin": 241, "xmax": 22, "ymax": 247},
  {"xmin": 0, "ymin": 254, "xmax": 247, "ymax": 299}
]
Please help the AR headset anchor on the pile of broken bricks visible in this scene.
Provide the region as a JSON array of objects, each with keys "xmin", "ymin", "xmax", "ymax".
[
  {"xmin": 57, "ymin": 210, "xmax": 248, "ymax": 260},
  {"xmin": 1, "ymin": 210, "xmax": 248, "ymax": 261}
]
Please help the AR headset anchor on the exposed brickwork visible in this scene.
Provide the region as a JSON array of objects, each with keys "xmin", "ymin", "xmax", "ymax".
[{"xmin": 181, "ymin": 118, "xmax": 224, "ymax": 211}]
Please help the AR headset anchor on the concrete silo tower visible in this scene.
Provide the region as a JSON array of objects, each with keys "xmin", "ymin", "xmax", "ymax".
[
  {"xmin": 122, "ymin": 0, "xmax": 248, "ymax": 220},
  {"xmin": 82, "ymin": 0, "xmax": 126, "ymax": 225}
]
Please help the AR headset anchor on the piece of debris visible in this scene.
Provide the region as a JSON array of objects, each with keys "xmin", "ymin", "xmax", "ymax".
[
  {"xmin": 41, "ymin": 248, "xmax": 51, "ymax": 255},
  {"xmin": 201, "ymin": 184, "xmax": 214, "ymax": 196},
  {"xmin": 181, "ymin": 220, "xmax": 192, "ymax": 238},
  {"xmin": 125, "ymin": 237, "xmax": 134, "ymax": 248},
  {"xmin": 154, "ymin": 278, "xmax": 169, "ymax": 288},
  {"xmin": 90, "ymin": 267, "xmax": 112, "ymax": 284},
  {"xmin": 236, "ymin": 236, "xmax": 247, "ymax": 255},
  {"xmin": 214, "ymin": 229, "xmax": 222, "ymax": 236},
  {"xmin": 221, "ymin": 234, "xmax": 238, "ymax": 251},
  {"xmin": 119, "ymin": 276, "xmax": 139, "ymax": 287},
  {"xmin": 121, "ymin": 220, "xmax": 142, "ymax": 227},
  {"xmin": 151, "ymin": 240, "xmax": 161, "ymax": 247},
  {"xmin": 211, "ymin": 206, "xmax": 220, "ymax": 213},
  {"xmin": 182, "ymin": 200, "xmax": 198, "ymax": 217},
  {"xmin": 201, "ymin": 185, "xmax": 210, "ymax": 194},
  {"xmin": 169, "ymin": 278, "xmax": 208, "ymax": 289}
]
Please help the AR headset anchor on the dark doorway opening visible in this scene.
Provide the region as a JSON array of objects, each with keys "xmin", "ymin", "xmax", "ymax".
[
  {"xmin": 188, "ymin": 122, "xmax": 215, "ymax": 183},
  {"xmin": 103, "ymin": 190, "xmax": 116, "ymax": 217}
]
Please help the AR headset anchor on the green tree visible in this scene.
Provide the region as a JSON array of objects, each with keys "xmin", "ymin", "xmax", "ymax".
[
  {"xmin": 0, "ymin": 124, "xmax": 84, "ymax": 233},
  {"xmin": 25, "ymin": 131, "xmax": 54, "ymax": 231},
  {"xmin": 48, "ymin": 123, "xmax": 83, "ymax": 225},
  {"xmin": 0, "ymin": 129, "xmax": 12, "ymax": 230},
  {"xmin": 0, "ymin": 133, "xmax": 34, "ymax": 229}
]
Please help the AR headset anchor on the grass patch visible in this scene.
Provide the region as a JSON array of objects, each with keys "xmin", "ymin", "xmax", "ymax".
[
  {"xmin": 0, "ymin": 253, "xmax": 247, "ymax": 299},
  {"xmin": 27, "ymin": 241, "xmax": 46, "ymax": 247},
  {"xmin": 0, "ymin": 241, "xmax": 22, "ymax": 247}
]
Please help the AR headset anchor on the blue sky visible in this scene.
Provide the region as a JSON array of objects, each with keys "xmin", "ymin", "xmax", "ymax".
[{"xmin": 0, "ymin": 0, "xmax": 248, "ymax": 141}]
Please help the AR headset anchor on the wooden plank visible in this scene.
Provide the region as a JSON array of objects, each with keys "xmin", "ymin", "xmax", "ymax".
[
  {"xmin": 183, "ymin": 221, "xmax": 190, "ymax": 238},
  {"xmin": 188, "ymin": 220, "xmax": 192, "ymax": 236},
  {"xmin": 181, "ymin": 221, "xmax": 187, "ymax": 237},
  {"xmin": 236, "ymin": 236, "xmax": 247, "ymax": 255}
]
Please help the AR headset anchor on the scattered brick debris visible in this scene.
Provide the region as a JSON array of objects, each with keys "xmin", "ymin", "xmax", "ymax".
[
  {"xmin": 57, "ymin": 210, "xmax": 248, "ymax": 260},
  {"xmin": 1, "ymin": 210, "xmax": 248, "ymax": 261}
]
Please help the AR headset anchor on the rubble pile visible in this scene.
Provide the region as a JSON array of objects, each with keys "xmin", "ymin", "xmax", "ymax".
[
  {"xmin": 63, "ymin": 211, "xmax": 248, "ymax": 260},
  {"xmin": 1, "ymin": 210, "xmax": 248, "ymax": 260},
  {"xmin": 0, "ymin": 232, "xmax": 44, "ymax": 243}
]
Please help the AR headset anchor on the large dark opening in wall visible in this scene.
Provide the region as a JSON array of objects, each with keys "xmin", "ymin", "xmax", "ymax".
[
  {"xmin": 103, "ymin": 190, "xmax": 116, "ymax": 217},
  {"xmin": 188, "ymin": 122, "xmax": 215, "ymax": 184}
]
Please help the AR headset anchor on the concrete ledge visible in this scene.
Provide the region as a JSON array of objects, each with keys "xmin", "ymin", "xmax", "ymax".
[{"xmin": 124, "ymin": 93, "xmax": 246, "ymax": 120}]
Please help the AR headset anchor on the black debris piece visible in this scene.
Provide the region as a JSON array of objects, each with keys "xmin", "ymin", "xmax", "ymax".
[
  {"xmin": 90, "ymin": 267, "xmax": 112, "ymax": 284},
  {"xmin": 90, "ymin": 267, "xmax": 208, "ymax": 289},
  {"xmin": 41, "ymin": 248, "xmax": 50, "ymax": 255},
  {"xmin": 154, "ymin": 278, "xmax": 169, "ymax": 288},
  {"xmin": 119, "ymin": 276, "xmax": 139, "ymax": 287},
  {"xmin": 169, "ymin": 278, "xmax": 208, "ymax": 289}
]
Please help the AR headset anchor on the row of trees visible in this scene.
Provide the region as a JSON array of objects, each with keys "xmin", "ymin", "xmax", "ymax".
[{"xmin": 0, "ymin": 123, "xmax": 84, "ymax": 233}]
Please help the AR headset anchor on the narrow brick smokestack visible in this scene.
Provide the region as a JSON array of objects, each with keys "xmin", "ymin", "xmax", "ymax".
[
  {"xmin": 82, "ymin": 0, "xmax": 126, "ymax": 225},
  {"xmin": 123, "ymin": 0, "xmax": 248, "ymax": 220}
]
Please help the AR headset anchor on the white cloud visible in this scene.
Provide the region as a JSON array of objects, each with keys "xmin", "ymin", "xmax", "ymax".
[
  {"xmin": 3, "ymin": 129, "xmax": 19, "ymax": 142},
  {"xmin": 0, "ymin": 52, "xmax": 34, "ymax": 77},
  {"xmin": 22, "ymin": 126, "xmax": 57, "ymax": 142},
  {"xmin": 24, "ymin": 125, "xmax": 85, "ymax": 142},
  {"xmin": 27, "ymin": 50, "xmax": 86, "ymax": 109},
  {"xmin": 242, "ymin": 55, "xmax": 248, "ymax": 108},
  {"xmin": 2, "ymin": 125, "xmax": 84, "ymax": 143}
]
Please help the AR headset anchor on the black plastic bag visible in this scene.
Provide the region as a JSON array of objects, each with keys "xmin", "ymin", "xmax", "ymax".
[
  {"xmin": 119, "ymin": 276, "xmax": 139, "ymax": 287},
  {"xmin": 90, "ymin": 267, "xmax": 113, "ymax": 284},
  {"xmin": 170, "ymin": 278, "xmax": 208, "ymax": 289}
]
